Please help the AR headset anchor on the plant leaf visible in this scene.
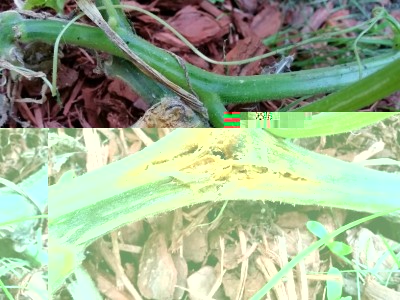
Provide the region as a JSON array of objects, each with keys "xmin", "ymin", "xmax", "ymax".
[
  {"xmin": 24, "ymin": 0, "xmax": 65, "ymax": 13},
  {"xmin": 326, "ymin": 267, "xmax": 343, "ymax": 300}
]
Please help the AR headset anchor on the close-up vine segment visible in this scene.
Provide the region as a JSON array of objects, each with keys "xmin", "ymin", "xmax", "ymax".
[{"xmin": 0, "ymin": 1, "xmax": 399, "ymax": 127}]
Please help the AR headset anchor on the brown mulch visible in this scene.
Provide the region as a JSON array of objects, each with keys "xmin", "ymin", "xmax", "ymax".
[{"xmin": 0, "ymin": 0, "xmax": 399, "ymax": 127}]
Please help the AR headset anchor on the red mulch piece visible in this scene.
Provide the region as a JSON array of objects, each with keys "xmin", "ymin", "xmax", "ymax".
[
  {"xmin": 0, "ymin": 0, "xmax": 13, "ymax": 11},
  {"xmin": 153, "ymin": 4, "xmax": 230, "ymax": 49},
  {"xmin": 327, "ymin": 9, "xmax": 357, "ymax": 28},
  {"xmin": 212, "ymin": 35, "xmax": 269, "ymax": 76},
  {"xmin": 235, "ymin": 0, "xmax": 257, "ymax": 14},
  {"xmin": 392, "ymin": 9, "xmax": 400, "ymax": 21},
  {"xmin": 155, "ymin": 0, "xmax": 203, "ymax": 11},
  {"xmin": 1, "ymin": 0, "xmax": 399, "ymax": 127},
  {"xmin": 301, "ymin": 2, "xmax": 334, "ymax": 34},
  {"xmin": 250, "ymin": 3, "xmax": 282, "ymax": 39}
]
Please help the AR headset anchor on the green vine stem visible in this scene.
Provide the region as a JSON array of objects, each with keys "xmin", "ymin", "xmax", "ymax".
[
  {"xmin": 48, "ymin": 129, "xmax": 400, "ymax": 293},
  {"xmin": 294, "ymin": 56, "xmax": 400, "ymax": 111},
  {"xmin": 116, "ymin": 3, "xmax": 397, "ymax": 67},
  {"xmin": 1, "ymin": 12, "xmax": 400, "ymax": 106},
  {"xmin": 20, "ymin": 19, "xmax": 400, "ymax": 101},
  {"xmin": 96, "ymin": 0, "xmax": 174, "ymax": 107}
]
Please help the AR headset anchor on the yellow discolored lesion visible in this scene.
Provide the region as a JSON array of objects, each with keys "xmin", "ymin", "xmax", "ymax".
[{"xmin": 48, "ymin": 237, "xmax": 81, "ymax": 294}]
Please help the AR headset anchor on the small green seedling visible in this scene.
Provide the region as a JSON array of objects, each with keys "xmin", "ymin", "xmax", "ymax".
[
  {"xmin": 307, "ymin": 221, "xmax": 353, "ymax": 258},
  {"xmin": 326, "ymin": 267, "xmax": 352, "ymax": 300},
  {"xmin": 307, "ymin": 222, "xmax": 354, "ymax": 300}
]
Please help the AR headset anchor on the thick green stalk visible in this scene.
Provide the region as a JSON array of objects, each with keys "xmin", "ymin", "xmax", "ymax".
[
  {"xmin": 104, "ymin": 56, "xmax": 175, "ymax": 106},
  {"xmin": 97, "ymin": 0, "xmax": 176, "ymax": 106},
  {"xmin": 48, "ymin": 129, "xmax": 400, "ymax": 293},
  {"xmin": 97, "ymin": 0, "xmax": 227, "ymax": 124},
  {"xmin": 2, "ymin": 11, "xmax": 399, "ymax": 108},
  {"xmin": 295, "ymin": 57, "xmax": 400, "ymax": 111}
]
